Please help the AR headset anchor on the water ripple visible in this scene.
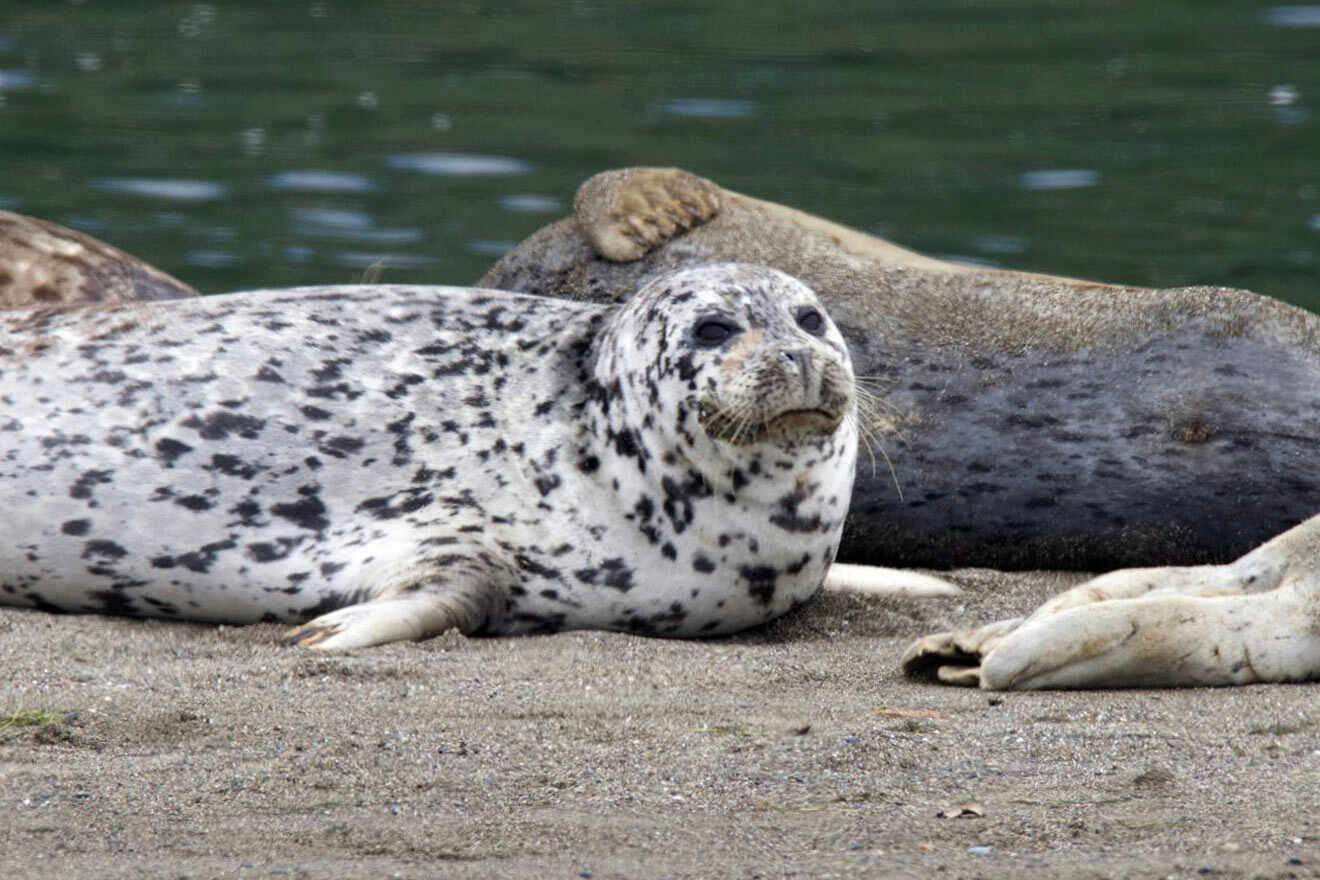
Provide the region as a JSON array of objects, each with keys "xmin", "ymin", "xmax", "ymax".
[
  {"xmin": 186, "ymin": 249, "xmax": 242, "ymax": 269},
  {"xmin": 91, "ymin": 178, "xmax": 229, "ymax": 201},
  {"xmin": 973, "ymin": 234, "xmax": 1027, "ymax": 254},
  {"xmin": 466, "ymin": 239, "xmax": 516, "ymax": 257},
  {"xmin": 289, "ymin": 207, "xmax": 423, "ymax": 244},
  {"xmin": 267, "ymin": 170, "xmax": 376, "ymax": 193},
  {"xmin": 498, "ymin": 194, "xmax": 563, "ymax": 214},
  {"xmin": 1264, "ymin": 6, "xmax": 1320, "ymax": 27},
  {"xmin": 0, "ymin": 69, "xmax": 34, "ymax": 90},
  {"xmin": 1019, "ymin": 169, "xmax": 1101, "ymax": 191},
  {"xmin": 386, "ymin": 152, "xmax": 533, "ymax": 176},
  {"xmin": 334, "ymin": 252, "xmax": 439, "ymax": 269},
  {"xmin": 660, "ymin": 98, "xmax": 757, "ymax": 118},
  {"xmin": 290, "ymin": 207, "xmax": 373, "ymax": 231}
]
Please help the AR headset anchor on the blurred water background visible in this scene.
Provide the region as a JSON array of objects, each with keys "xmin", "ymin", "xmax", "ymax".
[{"xmin": 1, "ymin": 2, "xmax": 1317, "ymax": 310}]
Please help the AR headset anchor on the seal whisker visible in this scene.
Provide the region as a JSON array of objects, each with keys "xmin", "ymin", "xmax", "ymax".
[{"xmin": 849, "ymin": 384, "xmax": 903, "ymax": 499}]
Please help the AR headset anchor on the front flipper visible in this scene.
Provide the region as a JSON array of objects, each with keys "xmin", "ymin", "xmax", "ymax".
[
  {"xmin": 903, "ymin": 513, "xmax": 1320, "ymax": 689},
  {"xmin": 282, "ymin": 550, "xmax": 513, "ymax": 650},
  {"xmin": 573, "ymin": 167, "xmax": 722, "ymax": 261}
]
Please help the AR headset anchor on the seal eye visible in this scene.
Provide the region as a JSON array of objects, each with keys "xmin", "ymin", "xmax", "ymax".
[
  {"xmin": 796, "ymin": 307, "xmax": 825, "ymax": 336},
  {"xmin": 693, "ymin": 319, "xmax": 739, "ymax": 347}
]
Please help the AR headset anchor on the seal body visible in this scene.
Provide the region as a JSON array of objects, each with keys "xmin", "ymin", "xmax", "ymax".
[{"xmin": 0, "ymin": 264, "xmax": 856, "ymax": 648}]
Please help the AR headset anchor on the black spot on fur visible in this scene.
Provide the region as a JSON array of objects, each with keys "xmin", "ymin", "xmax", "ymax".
[
  {"xmin": 82, "ymin": 540, "xmax": 127, "ymax": 560},
  {"xmin": 88, "ymin": 589, "xmax": 137, "ymax": 616},
  {"xmin": 786, "ymin": 552, "xmax": 811, "ymax": 574},
  {"xmin": 270, "ymin": 486, "xmax": 329, "ymax": 532},
  {"xmin": 661, "ymin": 472, "xmax": 711, "ymax": 534},
  {"xmin": 301, "ymin": 405, "xmax": 332, "ymax": 421},
  {"xmin": 516, "ymin": 554, "xmax": 561, "ymax": 580},
  {"xmin": 741, "ymin": 565, "xmax": 779, "ymax": 605},
  {"xmin": 61, "ymin": 519, "xmax": 92, "ymax": 536},
  {"xmin": 175, "ymin": 539, "xmax": 238, "ymax": 573},
  {"xmin": 175, "ymin": 495, "xmax": 213, "ymax": 512},
  {"xmin": 692, "ymin": 553, "xmax": 716, "ymax": 573},
  {"xmin": 69, "ymin": 469, "xmax": 113, "ymax": 501},
  {"xmin": 575, "ymin": 557, "xmax": 635, "ymax": 591},
  {"xmin": 228, "ymin": 498, "xmax": 263, "ymax": 527},
  {"xmin": 386, "ymin": 413, "xmax": 415, "ymax": 465},
  {"xmin": 255, "ymin": 364, "xmax": 285, "ymax": 383},
  {"xmin": 770, "ymin": 487, "xmax": 823, "ymax": 533},
  {"xmin": 312, "ymin": 358, "xmax": 349, "ymax": 382},
  {"xmin": 248, "ymin": 537, "xmax": 304, "ymax": 563},
  {"xmin": 357, "ymin": 490, "xmax": 434, "ymax": 520},
  {"xmin": 385, "ymin": 373, "xmax": 425, "ymax": 399},
  {"xmin": 318, "ymin": 435, "xmax": 365, "ymax": 459},
  {"xmin": 208, "ymin": 454, "xmax": 261, "ymax": 480},
  {"xmin": 181, "ymin": 411, "xmax": 265, "ymax": 441},
  {"xmin": 155, "ymin": 438, "xmax": 193, "ymax": 465}
]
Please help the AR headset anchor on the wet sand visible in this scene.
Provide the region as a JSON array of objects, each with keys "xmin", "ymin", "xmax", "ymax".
[{"xmin": 3, "ymin": 569, "xmax": 1318, "ymax": 879}]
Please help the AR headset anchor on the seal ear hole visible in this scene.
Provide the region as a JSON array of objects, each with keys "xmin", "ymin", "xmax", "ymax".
[
  {"xmin": 692, "ymin": 319, "xmax": 740, "ymax": 347},
  {"xmin": 796, "ymin": 307, "xmax": 825, "ymax": 336}
]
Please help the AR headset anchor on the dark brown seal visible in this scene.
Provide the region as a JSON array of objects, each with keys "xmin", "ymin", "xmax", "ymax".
[{"xmin": 480, "ymin": 167, "xmax": 1320, "ymax": 571}]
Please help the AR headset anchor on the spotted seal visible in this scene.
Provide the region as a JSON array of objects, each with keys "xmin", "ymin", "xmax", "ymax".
[
  {"xmin": 0, "ymin": 263, "xmax": 857, "ymax": 649},
  {"xmin": 483, "ymin": 167, "xmax": 1320, "ymax": 572}
]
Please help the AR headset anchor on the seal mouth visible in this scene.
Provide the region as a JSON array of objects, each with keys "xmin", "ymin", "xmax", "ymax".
[
  {"xmin": 765, "ymin": 408, "xmax": 844, "ymax": 436},
  {"xmin": 699, "ymin": 400, "xmax": 847, "ymax": 446}
]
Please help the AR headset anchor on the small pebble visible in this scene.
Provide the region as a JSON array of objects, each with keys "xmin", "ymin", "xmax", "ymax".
[{"xmin": 967, "ymin": 845, "xmax": 993, "ymax": 856}]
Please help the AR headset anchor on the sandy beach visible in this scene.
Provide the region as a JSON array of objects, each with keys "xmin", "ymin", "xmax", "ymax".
[{"xmin": 3, "ymin": 568, "xmax": 1318, "ymax": 879}]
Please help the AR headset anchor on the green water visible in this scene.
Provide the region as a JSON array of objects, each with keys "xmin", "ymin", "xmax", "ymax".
[{"xmin": 2, "ymin": 2, "xmax": 1318, "ymax": 309}]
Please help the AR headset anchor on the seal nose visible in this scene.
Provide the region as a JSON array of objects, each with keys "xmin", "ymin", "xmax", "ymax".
[
  {"xmin": 781, "ymin": 348, "xmax": 810, "ymax": 373},
  {"xmin": 781, "ymin": 348, "xmax": 813, "ymax": 390}
]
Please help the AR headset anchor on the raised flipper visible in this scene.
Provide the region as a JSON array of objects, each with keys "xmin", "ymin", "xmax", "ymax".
[
  {"xmin": 573, "ymin": 167, "xmax": 722, "ymax": 261},
  {"xmin": 902, "ymin": 512, "xmax": 1320, "ymax": 689},
  {"xmin": 282, "ymin": 550, "xmax": 512, "ymax": 650}
]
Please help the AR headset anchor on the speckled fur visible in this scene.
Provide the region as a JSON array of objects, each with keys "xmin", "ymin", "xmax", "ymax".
[{"xmin": 0, "ymin": 264, "xmax": 856, "ymax": 648}]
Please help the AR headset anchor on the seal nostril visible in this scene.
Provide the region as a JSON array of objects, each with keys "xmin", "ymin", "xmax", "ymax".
[{"xmin": 782, "ymin": 349, "xmax": 810, "ymax": 373}]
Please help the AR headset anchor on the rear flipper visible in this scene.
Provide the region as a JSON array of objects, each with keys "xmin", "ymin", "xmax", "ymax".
[
  {"xmin": 283, "ymin": 550, "xmax": 513, "ymax": 650},
  {"xmin": 902, "ymin": 512, "xmax": 1320, "ymax": 689}
]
